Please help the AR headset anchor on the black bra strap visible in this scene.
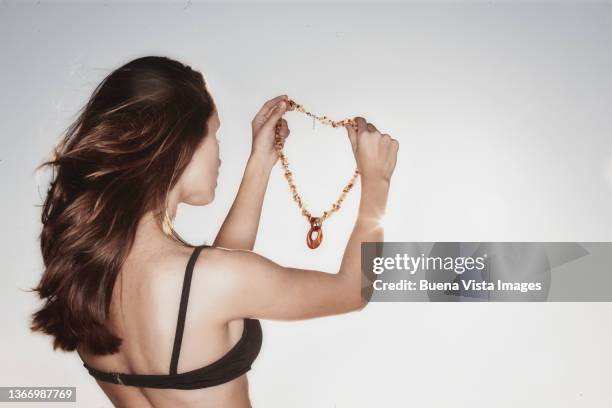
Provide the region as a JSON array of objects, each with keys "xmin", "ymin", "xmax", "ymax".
[{"xmin": 169, "ymin": 244, "xmax": 208, "ymax": 375}]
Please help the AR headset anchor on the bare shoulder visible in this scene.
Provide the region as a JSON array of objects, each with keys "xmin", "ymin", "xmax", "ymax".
[
  {"xmin": 189, "ymin": 246, "xmax": 261, "ymax": 294},
  {"xmin": 134, "ymin": 245, "xmax": 237, "ymax": 325},
  {"xmin": 131, "ymin": 246, "xmax": 198, "ymax": 308},
  {"xmin": 173, "ymin": 245, "xmax": 359, "ymax": 322},
  {"xmin": 191, "ymin": 246, "xmax": 278, "ymax": 291},
  {"xmin": 144, "ymin": 245, "xmax": 265, "ymax": 321},
  {"xmin": 188, "ymin": 246, "xmax": 278, "ymax": 320},
  {"xmin": 190, "ymin": 246, "xmax": 358, "ymax": 322}
]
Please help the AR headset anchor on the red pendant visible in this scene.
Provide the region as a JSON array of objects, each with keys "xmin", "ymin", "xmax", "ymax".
[{"xmin": 306, "ymin": 217, "xmax": 323, "ymax": 249}]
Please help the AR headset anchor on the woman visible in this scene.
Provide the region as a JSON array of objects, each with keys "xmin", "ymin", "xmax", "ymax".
[{"xmin": 30, "ymin": 56, "xmax": 398, "ymax": 408}]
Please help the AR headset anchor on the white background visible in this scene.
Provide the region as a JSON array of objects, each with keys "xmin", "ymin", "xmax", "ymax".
[{"xmin": 2, "ymin": 1, "xmax": 612, "ymax": 407}]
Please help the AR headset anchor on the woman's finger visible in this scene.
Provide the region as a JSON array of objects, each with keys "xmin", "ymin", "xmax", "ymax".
[
  {"xmin": 254, "ymin": 95, "xmax": 288, "ymax": 121},
  {"xmin": 344, "ymin": 120, "xmax": 357, "ymax": 153},
  {"xmin": 279, "ymin": 119, "xmax": 289, "ymax": 136},
  {"xmin": 276, "ymin": 120, "xmax": 290, "ymax": 139},
  {"xmin": 261, "ymin": 100, "xmax": 288, "ymax": 132},
  {"xmin": 354, "ymin": 117, "xmax": 368, "ymax": 135}
]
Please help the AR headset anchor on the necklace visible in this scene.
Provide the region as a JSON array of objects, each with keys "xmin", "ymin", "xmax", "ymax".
[{"xmin": 274, "ymin": 99, "xmax": 359, "ymax": 249}]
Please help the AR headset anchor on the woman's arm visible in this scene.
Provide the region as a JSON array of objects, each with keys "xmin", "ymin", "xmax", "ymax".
[
  {"xmin": 213, "ymin": 155, "xmax": 272, "ymax": 250},
  {"xmin": 199, "ymin": 117, "xmax": 399, "ymax": 321},
  {"xmin": 213, "ymin": 95, "xmax": 290, "ymax": 250},
  {"xmin": 210, "ymin": 178, "xmax": 389, "ymax": 320}
]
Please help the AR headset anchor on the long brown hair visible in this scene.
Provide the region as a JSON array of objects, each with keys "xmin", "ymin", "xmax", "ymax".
[{"xmin": 28, "ymin": 56, "xmax": 216, "ymax": 355}]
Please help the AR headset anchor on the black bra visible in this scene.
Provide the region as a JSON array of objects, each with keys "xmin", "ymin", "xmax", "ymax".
[{"xmin": 79, "ymin": 244, "xmax": 263, "ymax": 389}]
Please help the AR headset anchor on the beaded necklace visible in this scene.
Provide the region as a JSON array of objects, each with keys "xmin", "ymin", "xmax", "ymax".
[{"xmin": 274, "ymin": 99, "xmax": 359, "ymax": 249}]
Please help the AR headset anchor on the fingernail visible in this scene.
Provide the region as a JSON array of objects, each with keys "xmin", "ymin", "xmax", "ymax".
[{"xmin": 279, "ymin": 101, "xmax": 286, "ymax": 109}]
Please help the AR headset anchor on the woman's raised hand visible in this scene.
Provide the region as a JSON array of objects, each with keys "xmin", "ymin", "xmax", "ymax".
[
  {"xmin": 344, "ymin": 117, "xmax": 399, "ymax": 185},
  {"xmin": 250, "ymin": 94, "xmax": 290, "ymax": 169}
]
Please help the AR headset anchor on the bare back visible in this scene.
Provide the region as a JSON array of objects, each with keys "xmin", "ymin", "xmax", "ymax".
[{"xmin": 77, "ymin": 244, "xmax": 254, "ymax": 408}]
